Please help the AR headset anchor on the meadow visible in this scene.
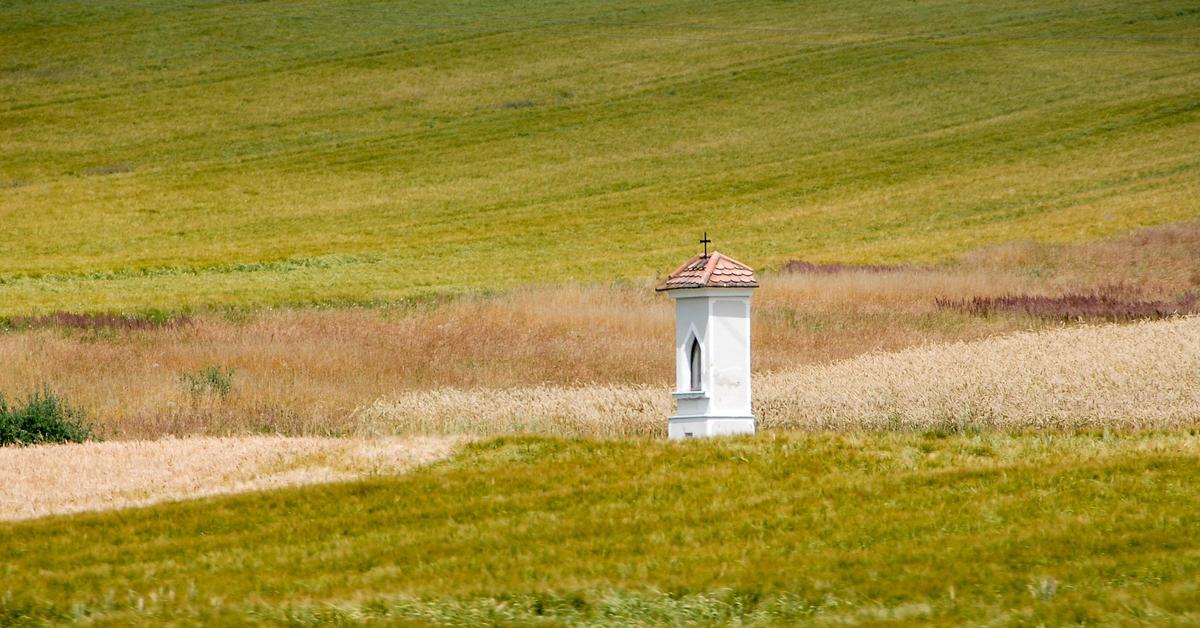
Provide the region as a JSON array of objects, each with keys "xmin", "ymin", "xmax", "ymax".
[
  {"xmin": 2, "ymin": 0, "xmax": 1199, "ymax": 314},
  {"xmin": 3, "ymin": 0, "xmax": 1200, "ymax": 623},
  {"xmin": 1, "ymin": 434, "xmax": 1197, "ymax": 624}
]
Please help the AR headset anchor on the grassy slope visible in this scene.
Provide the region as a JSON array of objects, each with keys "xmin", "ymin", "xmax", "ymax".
[
  {"xmin": 2, "ymin": 1, "xmax": 1199, "ymax": 314},
  {"xmin": 1, "ymin": 434, "xmax": 1197, "ymax": 624}
]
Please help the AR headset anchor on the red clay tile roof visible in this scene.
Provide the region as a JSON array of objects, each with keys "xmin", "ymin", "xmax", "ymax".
[{"xmin": 656, "ymin": 252, "xmax": 759, "ymax": 291}]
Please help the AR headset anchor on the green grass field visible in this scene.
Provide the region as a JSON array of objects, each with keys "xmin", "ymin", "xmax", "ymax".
[
  {"xmin": 2, "ymin": 434, "xmax": 1197, "ymax": 625},
  {"xmin": 2, "ymin": 0, "xmax": 1198, "ymax": 314}
]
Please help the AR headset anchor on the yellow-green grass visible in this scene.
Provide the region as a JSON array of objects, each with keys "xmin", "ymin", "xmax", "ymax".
[
  {"xmin": 3, "ymin": 0, "xmax": 1199, "ymax": 314},
  {"xmin": 1, "ymin": 434, "xmax": 1197, "ymax": 624}
]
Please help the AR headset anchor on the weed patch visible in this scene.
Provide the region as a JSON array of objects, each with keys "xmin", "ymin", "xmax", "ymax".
[
  {"xmin": 180, "ymin": 367, "xmax": 234, "ymax": 398},
  {"xmin": 0, "ymin": 388, "xmax": 91, "ymax": 446},
  {"xmin": 780, "ymin": 260, "xmax": 913, "ymax": 274},
  {"xmin": 80, "ymin": 162, "xmax": 132, "ymax": 177},
  {"xmin": 936, "ymin": 286, "xmax": 1200, "ymax": 321},
  {"xmin": 1, "ymin": 311, "xmax": 190, "ymax": 333}
]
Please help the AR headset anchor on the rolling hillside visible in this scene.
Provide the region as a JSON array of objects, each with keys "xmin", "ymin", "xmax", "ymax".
[{"xmin": 2, "ymin": 0, "xmax": 1198, "ymax": 313}]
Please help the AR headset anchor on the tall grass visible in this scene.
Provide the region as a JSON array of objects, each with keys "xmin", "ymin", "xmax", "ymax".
[
  {"xmin": 0, "ymin": 269, "xmax": 1029, "ymax": 438},
  {"xmin": 356, "ymin": 317, "xmax": 1200, "ymax": 437},
  {"xmin": 0, "ymin": 226, "xmax": 1194, "ymax": 439},
  {"xmin": 353, "ymin": 385, "xmax": 669, "ymax": 439}
]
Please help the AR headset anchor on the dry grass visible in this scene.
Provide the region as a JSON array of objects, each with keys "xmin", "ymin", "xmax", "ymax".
[
  {"xmin": 0, "ymin": 436, "xmax": 459, "ymax": 521},
  {"xmin": 352, "ymin": 385, "xmax": 669, "ymax": 439},
  {"xmin": 355, "ymin": 317, "xmax": 1200, "ymax": 437},
  {"xmin": 0, "ymin": 224, "xmax": 1195, "ymax": 439},
  {"xmin": 0, "ymin": 271, "xmax": 1026, "ymax": 438},
  {"xmin": 961, "ymin": 221, "xmax": 1200, "ymax": 295}
]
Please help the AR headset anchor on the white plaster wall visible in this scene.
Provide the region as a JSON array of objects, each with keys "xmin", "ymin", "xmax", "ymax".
[
  {"xmin": 669, "ymin": 288, "xmax": 754, "ymax": 423},
  {"xmin": 710, "ymin": 298, "xmax": 751, "ymax": 416},
  {"xmin": 669, "ymin": 418, "xmax": 756, "ymax": 439},
  {"xmin": 673, "ymin": 297, "xmax": 709, "ymax": 394}
]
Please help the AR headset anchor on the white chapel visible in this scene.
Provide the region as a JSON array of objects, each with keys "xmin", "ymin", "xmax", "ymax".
[{"xmin": 656, "ymin": 238, "xmax": 758, "ymax": 439}]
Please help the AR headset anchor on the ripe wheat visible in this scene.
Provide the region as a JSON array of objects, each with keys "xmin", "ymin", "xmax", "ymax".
[{"xmin": 355, "ymin": 317, "xmax": 1200, "ymax": 437}]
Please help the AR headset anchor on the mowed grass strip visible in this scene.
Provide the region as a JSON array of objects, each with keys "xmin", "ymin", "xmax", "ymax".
[
  {"xmin": 2, "ymin": 0, "xmax": 1199, "ymax": 314},
  {"xmin": 0, "ymin": 436, "xmax": 459, "ymax": 521},
  {"xmin": 1, "ymin": 433, "xmax": 1197, "ymax": 624}
]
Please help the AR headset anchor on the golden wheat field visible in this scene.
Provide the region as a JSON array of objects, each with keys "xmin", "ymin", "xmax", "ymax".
[
  {"xmin": 755, "ymin": 316, "xmax": 1200, "ymax": 432},
  {"xmin": 356, "ymin": 316, "xmax": 1200, "ymax": 438},
  {"xmin": 0, "ymin": 436, "xmax": 459, "ymax": 521}
]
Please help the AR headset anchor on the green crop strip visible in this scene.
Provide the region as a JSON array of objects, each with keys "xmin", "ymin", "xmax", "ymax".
[
  {"xmin": 1, "ymin": 433, "xmax": 1197, "ymax": 624},
  {"xmin": 1, "ymin": 0, "xmax": 1199, "ymax": 314}
]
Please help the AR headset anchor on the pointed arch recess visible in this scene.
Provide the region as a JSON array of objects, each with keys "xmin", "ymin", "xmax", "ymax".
[{"xmin": 688, "ymin": 336, "xmax": 703, "ymax": 391}]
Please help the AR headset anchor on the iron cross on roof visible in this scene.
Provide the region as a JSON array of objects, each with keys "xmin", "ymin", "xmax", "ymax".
[{"xmin": 700, "ymin": 232, "xmax": 712, "ymax": 257}]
